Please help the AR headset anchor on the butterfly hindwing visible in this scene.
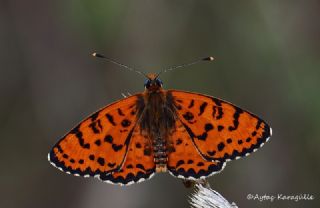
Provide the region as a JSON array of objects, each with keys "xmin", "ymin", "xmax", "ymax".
[
  {"xmin": 48, "ymin": 94, "xmax": 143, "ymax": 178},
  {"xmin": 168, "ymin": 90, "xmax": 272, "ymax": 162},
  {"xmin": 167, "ymin": 119, "xmax": 225, "ymax": 180},
  {"xmin": 99, "ymin": 125, "xmax": 156, "ymax": 185}
]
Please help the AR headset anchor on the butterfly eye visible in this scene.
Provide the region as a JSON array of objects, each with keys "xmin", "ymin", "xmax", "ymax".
[
  {"xmin": 156, "ymin": 79, "xmax": 163, "ymax": 87},
  {"xmin": 144, "ymin": 79, "xmax": 151, "ymax": 88}
]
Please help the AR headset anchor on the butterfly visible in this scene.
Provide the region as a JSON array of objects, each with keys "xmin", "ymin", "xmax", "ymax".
[{"xmin": 48, "ymin": 54, "xmax": 272, "ymax": 185}]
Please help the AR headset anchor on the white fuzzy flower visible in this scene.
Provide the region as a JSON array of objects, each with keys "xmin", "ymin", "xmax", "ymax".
[{"xmin": 189, "ymin": 184, "xmax": 238, "ymax": 208}]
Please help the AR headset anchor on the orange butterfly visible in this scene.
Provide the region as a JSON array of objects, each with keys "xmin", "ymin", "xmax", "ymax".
[{"xmin": 48, "ymin": 54, "xmax": 272, "ymax": 185}]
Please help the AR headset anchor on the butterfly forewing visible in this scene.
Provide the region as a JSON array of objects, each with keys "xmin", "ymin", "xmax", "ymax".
[
  {"xmin": 48, "ymin": 94, "xmax": 142, "ymax": 178},
  {"xmin": 168, "ymin": 90, "xmax": 271, "ymax": 162}
]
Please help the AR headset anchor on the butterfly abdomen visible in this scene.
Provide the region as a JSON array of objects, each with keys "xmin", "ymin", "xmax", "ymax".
[{"xmin": 152, "ymin": 136, "xmax": 168, "ymax": 172}]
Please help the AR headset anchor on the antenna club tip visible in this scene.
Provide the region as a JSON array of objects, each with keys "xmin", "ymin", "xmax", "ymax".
[
  {"xmin": 203, "ymin": 56, "xmax": 215, "ymax": 61},
  {"xmin": 92, "ymin": 52, "xmax": 105, "ymax": 58}
]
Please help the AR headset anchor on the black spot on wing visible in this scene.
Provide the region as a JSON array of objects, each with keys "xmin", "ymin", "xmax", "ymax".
[
  {"xmin": 89, "ymin": 122, "xmax": 100, "ymax": 134},
  {"xmin": 97, "ymin": 120, "xmax": 103, "ymax": 131},
  {"xmin": 176, "ymin": 138, "xmax": 182, "ymax": 145},
  {"xmin": 205, "ymin": 123, "xmax": 214, "ymax": 131},
  {"xmin": 136, "ymin": 164, "xmax": 146, "ymax": 171},
  {"xmin": 176, "ymin": 160, "xmax": 185, "ymax": 167},
  {"xmin": 108, "ymin": 163, "xmax": 116, "ymax": 168},
  {"xmin": 112, "ymin": 144, "xmax": 124, "ymax": 152},
  {"xmin": 197, "ymin": 132, "xmax": 208, "ymax": 141},
  {"xmin": 117, "ymin": 108, "xmax": 125, "ymax": 116},
  {"xmin": 183, "ymin": 112, "xmax": 194, "ymax": 121},
  {"xmin": 97, "ymin": 157, "xmax": 105, "ymax": 166},
  {"xmin": 135, "ymin": 142, "xmax": 142, "ymax": 148},
  {"xmin": 176, "ymin": 104, "xmax": 182, "ymax": 110},
  {"xmin": 89, "ymin": 154, "xmax": 95, "ymax": 160},
  {"xmin": 213, "ymin": 106, "xmax": 223, "ymax": 120},
  {"xmin": 106, "ymin": 114, "xmax": 116, "ymax": 126},
  {"xmin": 188, "ymin": 100, "xmax": 194, "ymax": 108},
  {"xmin": 56, "ymin": 144, "xmax": 63, "ymax": 153},
  {"xmin": 95, "ymin": 139, "xmax": 101, "ymax": 146},
  {"xmin": 71, "ymin": 126, "xmax": 90, "ymax": 149},
  {"xmin": 104, "ymin": 135, "xmax": 113, "ymax": 143},
  {"xmin": 126, "ymin": 164, "xmax": 133, "ymax": 169},
  {"xmin": 90, "ymin": 111, "xmax": 99, "ymax": 121},
  {"xmin": 144, "ymin": 149, "xmax": 151, "ymax": 156},
  {"xmin": 121, "ymin": 119, "xmax": 131, "ymax": 127},
  {"xmin": 217, "ymin": 142, "xmax": 225, "ymax": 151},
  {"xmin": 256, "ymin": 119, "xmax": 262, "ymax": 130},
  {"xmin": 199, "ymin": 102, "xmax": 208, "ymax": 116},
  {"xmin": 207, "ymin": 150, "xmax": 216, "ymax": 156},
  {"xmin": 130, "ymin": 110, "xmax": 136, "ymax": 115},
  {"xmin": 228, "ymin": 107, "xmax": 243, "ymax": 131},
  {"xmin": 197, "ymin": 162, "xmax": 204, "ymax": 167},
  {"xmin": 226, "ymin": 138, "xmax": 232, "ymax": 144},
  {"xmin": 217, "ymin": 125, "xmax": 224, "ymax": 132},
  {"xmin": 212, "ymin": 98, "xmax": 222, "ymax": 106},
  {"xmin": 216, "ymin": 107, "xmax": 223, "ymax": 119},
  {"xmin": 176, "ymin": 99, "xmax": 183, "ymax": 103}
]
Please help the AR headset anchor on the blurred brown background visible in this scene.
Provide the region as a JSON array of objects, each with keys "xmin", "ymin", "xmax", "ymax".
[{"xmin": 1, "ymin": 0, "xmax": 319, "ymax": 207}]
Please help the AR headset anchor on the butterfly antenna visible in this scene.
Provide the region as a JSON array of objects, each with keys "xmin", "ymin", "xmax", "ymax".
[
  {"xmin": 156, "ymin": 56, "xmax": 214, "ymax": 78},
  {"xmin": 92, "ymin": 52, "xmax": 147, "ymax": 78}
]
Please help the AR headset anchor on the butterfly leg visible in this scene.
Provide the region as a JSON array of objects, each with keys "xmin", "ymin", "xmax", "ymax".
[{"xmin": 182, "ymin": 179, "xmax": 209, "ymax": 188}]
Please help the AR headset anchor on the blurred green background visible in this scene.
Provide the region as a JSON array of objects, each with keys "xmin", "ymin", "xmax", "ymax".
[{"xmin": 1, "ymin": 0, "xmax": 319, "ymax": 207}]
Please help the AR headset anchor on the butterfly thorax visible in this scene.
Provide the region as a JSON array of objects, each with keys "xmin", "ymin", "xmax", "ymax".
[{"xmin": 137, "ymin": 88, "xmax": 177, "ymax": 173}]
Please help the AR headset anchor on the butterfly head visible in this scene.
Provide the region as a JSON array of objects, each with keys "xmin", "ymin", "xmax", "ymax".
[{"xmin": 144, "ymin": 73, "xmax": 163, "ymax": 92}]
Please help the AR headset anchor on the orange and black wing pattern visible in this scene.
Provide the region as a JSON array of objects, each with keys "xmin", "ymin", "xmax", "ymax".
[
  {"xmin": 168, "ymin": 90, "xmax": 272, "ymax": 163},
  {"xmin": 48, "ymin": 94, "xmax": 154, "ymax": 185},
  {"xmin": 167, "ymin": 119, "xmax": 225, "ymax": 180},
  {"xmin": 100, "ymin": 125, "xmax": 156, "ymax": 185}
]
